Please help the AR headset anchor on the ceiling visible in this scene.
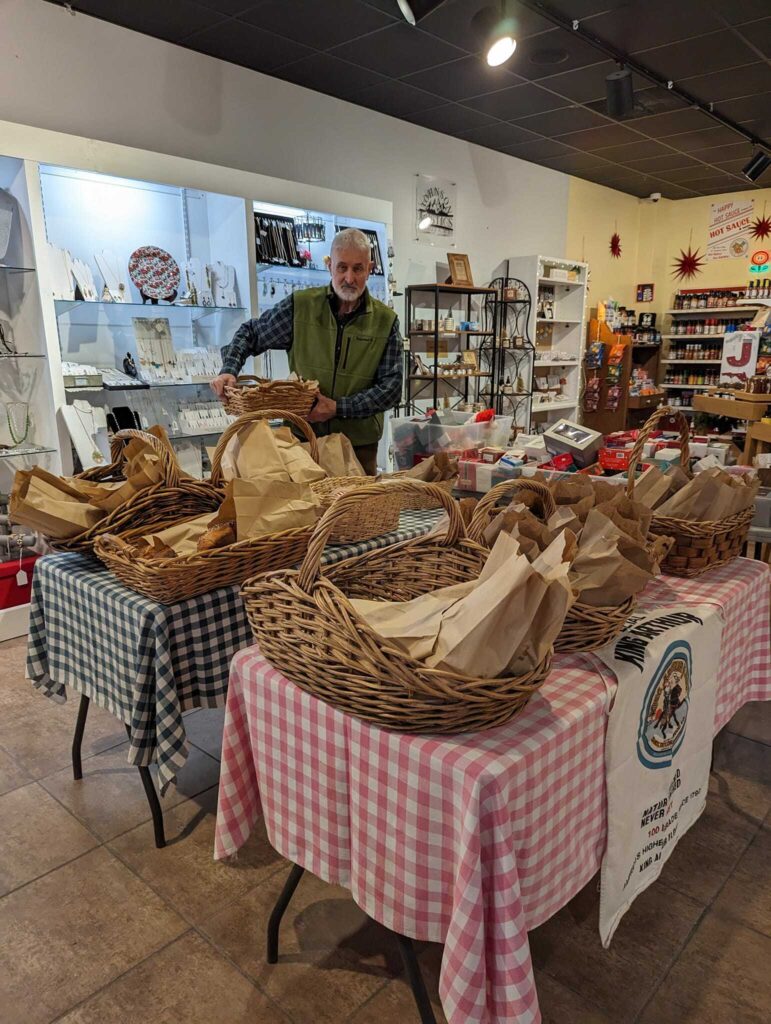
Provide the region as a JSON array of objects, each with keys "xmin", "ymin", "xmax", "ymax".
[{"xmin": 48, "ymin": 0, "xmax": 771, "ymax": 198}]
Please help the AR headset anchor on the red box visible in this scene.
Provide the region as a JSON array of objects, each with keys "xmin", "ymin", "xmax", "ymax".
[
  {"xmin": 598, "ymin": 447, "xmax": 632, "ymax": 472},
  {"xmin": 0, "ymin": 555, "xmax": 37, "ymax": 610}
]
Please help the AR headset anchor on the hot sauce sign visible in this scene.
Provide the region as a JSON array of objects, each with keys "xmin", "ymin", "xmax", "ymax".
[{"xmin": 707, "ymin": 198, "xmax": 754, "ymax": 261}]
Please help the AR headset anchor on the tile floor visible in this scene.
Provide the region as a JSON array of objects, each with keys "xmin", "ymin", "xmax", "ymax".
[{"xmin": 0, "ymin": 632, "xmax": 769, "ymax": 1024}]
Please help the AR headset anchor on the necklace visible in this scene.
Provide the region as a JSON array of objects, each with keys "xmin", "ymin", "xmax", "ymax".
[
  {"xmin": 72, "ymin": 400, "xmax": 105, "ymax": 463},
  {"xmin": 6, "ymin": 402, "xmax": 30, "ymax": 446}
]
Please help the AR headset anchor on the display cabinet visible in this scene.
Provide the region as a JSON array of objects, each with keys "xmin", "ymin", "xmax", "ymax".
[{"xmin": 484, "ymin": 276, "xmax": 533, "ymax": 431}]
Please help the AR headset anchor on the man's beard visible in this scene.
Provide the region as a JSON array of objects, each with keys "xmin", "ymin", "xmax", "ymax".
[{"xmin": 332, "ymin": 280, "xmax": 365, "ymax": 303}]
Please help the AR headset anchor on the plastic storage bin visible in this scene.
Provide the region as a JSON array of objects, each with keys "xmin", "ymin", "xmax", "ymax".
[{"xmin": 391, "ymin": 416, "xmax": 514, "ymax": 471}]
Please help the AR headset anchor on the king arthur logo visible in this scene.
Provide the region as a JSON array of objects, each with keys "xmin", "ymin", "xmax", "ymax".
[{"xmin": 614, "ymin": 612, "xmax": 703, "ymax": 671}]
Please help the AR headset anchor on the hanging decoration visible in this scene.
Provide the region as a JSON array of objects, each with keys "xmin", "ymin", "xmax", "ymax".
[
  {"xmin": 671, "ymin": 244, "xmax": 706, "ymax": 281},
  {"xmin": 609, "ymin": 232, "xmax": 622, "ymax": 259},
  {"xmin": 750, "ymin": 203, "xmax": 771, "ymax": 242}
]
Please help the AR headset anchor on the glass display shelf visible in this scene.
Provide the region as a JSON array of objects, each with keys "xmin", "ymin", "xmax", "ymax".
[
  {"xmin": 537, "ymin": 276, "xmax": 582, "ymax": 288},
  {"xmin": 65, "ymin": 380, "xmax": 213, "ymax": 392},
  {"xmin": 0, "ymin": 265, "xmax": 36, "ymax": 275},
  {"xmin": 0, "ymin": 445, "xmax": 56, "ymax": 459},
  {"xmin": 168, "ymin": 426, "xmax": 227, "ymax": 440},
  {"xmin": 0, "ymin": 353, "xmax": 47, "ymax": 359},
  {"xmin": 535, "ymin": 317, "xmax": 582, "ymax": 325},
  {"xmin": 54, "ymin": 299, "xmax": 247, "ymax": 324},
  {"xmin": 531, "ymin": 398, "xmax": 578, "ymax": 412},
  {"xmin": 534, "ymin": 359, "xmax": 580, "ymax": 366}
]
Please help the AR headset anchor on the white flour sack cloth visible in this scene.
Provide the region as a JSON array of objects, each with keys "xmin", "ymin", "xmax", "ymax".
[{"xmin": 594, "ymin": 603, "xmax": 723, "ymax": 947}]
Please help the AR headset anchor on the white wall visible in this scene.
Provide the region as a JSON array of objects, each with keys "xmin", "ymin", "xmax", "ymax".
[{"xmin": 0, "ymin": 0, "xmax": 570, "ymax": 292}]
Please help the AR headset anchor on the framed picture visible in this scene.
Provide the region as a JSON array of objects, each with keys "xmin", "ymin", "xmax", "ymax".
[
  {"xmin": 639, "ymin": 311, "xmax": 657, "ymax": 328},
  {"xmin": 447, "ymin": 252, "xmax": 473, "ymax": 286},
  {"xmin": 636, "ymin": 282, "xmax": 654, "ymax": 303}
]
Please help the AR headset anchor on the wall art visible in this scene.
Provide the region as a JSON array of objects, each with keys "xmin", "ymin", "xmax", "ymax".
[{"xmin": 415, "ymin": 174, "xmax": 456, "ymax": 245}]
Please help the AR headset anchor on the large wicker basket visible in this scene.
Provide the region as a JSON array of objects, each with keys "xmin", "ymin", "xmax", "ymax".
[
  {"xmin": 94, "ymin": 409, "xmax": 324, "ymax": 604},
  {"xmin": 380, "ymin": 471, "xmax": 455, "ymax": 510},
  {"xmin": 310, "ymin": 476, "xmax": 402, "ymax": 543},
  {"xmin": 54, "ymin": 430, "xmax": 221, "ymax": 554},
  {"xmin": 467, "ymin": 478, "xmax": 639, "ymax": 653},
  {"xmin": 223, "ymin": 375, "xmax": 317, "ymax": 417},
  {"xmin": 627, "ymin": 406, "xmax": 754, "ymax": 578},
  {"xmin": 242, "ymin": 479, "xmax": 552, "ymax": 735}
]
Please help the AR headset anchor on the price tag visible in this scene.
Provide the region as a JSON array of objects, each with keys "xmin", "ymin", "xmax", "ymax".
[{"xmin": 16, "ymin": 569, "xmax": 28, "ymax": 587}]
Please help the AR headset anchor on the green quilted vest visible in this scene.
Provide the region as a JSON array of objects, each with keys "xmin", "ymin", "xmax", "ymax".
[{"xmin": 290, "ymin": 286, "xmax": 396, "ymax": 446}]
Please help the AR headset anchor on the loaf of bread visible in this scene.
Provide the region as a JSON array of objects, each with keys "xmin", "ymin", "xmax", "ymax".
[{"xmin": 197, "ymin": 522, "xmax": 236, "ymax": 552}]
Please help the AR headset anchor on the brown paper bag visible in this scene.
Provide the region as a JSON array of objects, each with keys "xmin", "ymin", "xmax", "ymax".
[
  {"xmin": 303, "ymin": 434, "xmax": 366, "ymax": 479},
  {"xmin": 570, "ymin": 509, "xmax": 656, "ymax": 606},
  {"xmin": 232, "ymin": 477, "xmax": 319, "ymax": 540},
  {"xmin": 274, "ymin": 433, "xmax": 326, "ymax": 483},
  {"xmin": 10, "ymin": 468, "xmax": 106, "ymax": 539},
  {"xmin": 629, "ymin": 464, "xmax": 672, "ymax": 510},
  {"xmin": 144, "ymin": 512, "xmax": 218, "ymax": 555},
  {"xmin": 216, "ymin": 420, "xmax": 291, "ymax": 483}
]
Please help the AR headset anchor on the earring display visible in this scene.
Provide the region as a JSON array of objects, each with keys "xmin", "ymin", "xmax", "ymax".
[
  {"xmin": 294, "ymin": 214, "xmax": 325, "ymax": 242},
  {"xmin": 254, "ymin": 213, "xmax": 302, "ymax": 267}
]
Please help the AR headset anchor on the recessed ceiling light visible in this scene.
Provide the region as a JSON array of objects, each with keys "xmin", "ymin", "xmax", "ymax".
[{"xmin": 529, "ymin": 47, "xmax": 569, "ymax": 66}]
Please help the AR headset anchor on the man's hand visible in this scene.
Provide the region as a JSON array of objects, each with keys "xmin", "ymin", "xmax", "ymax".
[
  {"xmin": 210, "ymin": 373, "xmax": 237, "ymax": 401},
  {"xmin": 307, "ymin": 393, "xmax": 337, "ymax": 423}
]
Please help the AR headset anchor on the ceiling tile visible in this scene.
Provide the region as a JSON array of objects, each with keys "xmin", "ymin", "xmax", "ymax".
[
  {"xmin": 635, "ymin": 30, "xmax": 758, "ymax": 78},
  {"xmin": 689, "ymin": 141, "xmax": 755, "ymax": 164},
  {"xmin": 403, "ymin": 55, "xmax": 525, "ymax": 103},
  {"xmin": 187, "ymin": 17, "xmax": 313, "ymax": 71},
  {"xmin": 733, "ymin": 17, "xmax": 771, "ymax": 60},
  {"xmin": 704, "ymin": 1, "xmax": 768, "ymax": 25},
  {"xmin": 653, "ymin": 182, "xmax": 700, "ymax": 198},
  {"xmin": 718, "ymin": 92, "xmax": 771, "ymax": 125},
  {"xmin": 630, "ymin": 108, "xmax": 720, "ymax": 138},
  {"xmin": 276, "ymin": 52, "xmax": 388, "ymax": 94},
  {"xmin": 510, "ymin": 29, "xmax": 609, "ymax": 82},
  {"xmin": 328, "ymin": 22, "xmax": 465, "ymax": 77},
  {"xmin": 584, "ymin": 1, "xmax": 728, "ymax": 53},
  {"xmin": 195, "ymin": 1, "xmax": 266, "ymax": 13},
  {"xmin": 544, "ymin": 0, "xmax": 633, "ymax": 17},
  {"xmin": 539, "ymin": 152, "xmax": 617, "ymax": 174},
  {"xmin": 589, "ymin": 139, "xmax": 674, "ymax": 162},
  {"xmin": 535, "ymin": 60, "xmax": 617, "ymax": 103},
  {"xmin": 416, "ymin": 0, "xmax": 555, "ymax": 53},
  {"xmin": 674, "ymin": 174, "xmax": 750, "ymax": 192},
  {"xmin": 74, "ymin": 0, "xmax": 225, "ymax": 42},
  {"xmin": 456, "ymin": 121, "xmax": 540, "ymax": 149},
  {"xmin": 465, "ymin": 83, "xmax": 567, "ymax": 119},
  {"xmin": 681, "ymin": 62, "xmax": 770, "ymax": 103},
  {"xmin": 513, "ymin": 104, "xmax": 610, "ymax": 135},
  {"xmin": 584, "ymin": 85, "xmax": 688, "ymax": 121},
  {"xmin": 623, "ymin": 153, "xmax": 703, "ymax": 172},
  {"xmin": 501, "ymin": 138, "xmax": 574, "ymax": 160},
  {"xmin": 669, "ymin": 125, "xmax": 750, "ymax": 152},
  {"xmin": 356, "ymin": 78, "xmax": 446, "ymax": 117},
  {"xmin": 239, "ymin": 0, "xmax": 393, "ymax": 49},
  {"xmin": 404, "ymin": 103, "xmax": 497, "ymax": 135},
  {"xmin": 653, "ymin": 164, "xmax": 724, "ymax": 184},
  {"xmin": 556, "ymin": 122, "xmax": 644, "ymax": 151}
]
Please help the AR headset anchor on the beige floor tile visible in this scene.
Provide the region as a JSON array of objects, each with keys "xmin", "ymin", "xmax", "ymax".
[
  {"xmin": 0, "ymin": 846, "xmax": 185, "ymax": 1024},
  {"xmin": 529, "ymin": 875, "xmax": 703, "ymax": 1022},
  {"xmin": 41, "ymin": 740, "xmax": 221, "ymax": 841},
  {"xmin": 0, "ymin": 744, "xmax": 31, "ymax": 796},
  {"xmin": 183, "ymin": 707, "xmax": 226, "ymax": 760},
  {"xmin": 535, "ymin": 972, "xmax": 618, "ymax": 1024},
  {"xmin": 0, "ymin": 695, "xmax": 126, "ymax": 779},
  {"xmin": 726, "ymin": 699, "xmax": 771, "ymax": 747},
  {"xmin": 0, "ymin": 782, "xmax": 97, "ymax": 896},
  {"xmin": 56, "ymin": 930, "xmax": 290, "ymax": 1023},
  {"xmin": 712, "ymin": 826, "xmax": 771, "ymax": 937},
  {"xmin": 108, "ymin": 787, "xmax": 283, "ymax": 923},
  {"xmin": 202, "ymin": 866, "xmax": 400, "ymax": 1024},
  {"xmin": 638, "ymin": 912, "xmax": 771, "ymax": 1024}
]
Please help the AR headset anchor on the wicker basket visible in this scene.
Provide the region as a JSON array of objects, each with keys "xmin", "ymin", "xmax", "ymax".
[
  {"xmin": 223, "ymin": 375, "xmax": 317, "ymax": 417},
  {"xmin": 627, "ymin": 406, "xmax": 754, "ymax": 578},
  {"xmin": 54, "ymin": 430, "xmax": 221, "ymax": 554},
  {"xmin": 466, "ymin": 478, "xmax": 639, "ymax": 653},
  {"xmin": 381, "ymin": 471, "xmax": 455, "ymax": 510},
  {"xmin": 310, "ymin": 476, "xmax": 402, "ymax": 543},
  {"xmin": 94, "ymin": 409, "xmax": 323, "ymax": 604},
  {"xmin": 242, "ymin": 479, "xmax": 552, "ymax": 735}
]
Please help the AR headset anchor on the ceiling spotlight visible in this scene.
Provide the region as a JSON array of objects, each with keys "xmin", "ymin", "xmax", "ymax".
[
  {"xmin": 606, "ymin": 66, "xmax": 634, "ymax": 119},
  {"xmin": 397, "ymin": 0, "xmax": 449, "ymax": 26},
  {"xmin": 472, "ymin": 3, "xmax": 517, "ymax": 68},
  {"xmin": 742, "ymin": 150, "xmax": 771, "ymax": 183},
  {"xmin": 418, "ymin": 214, "xmax": 433, "ymax": 230}
]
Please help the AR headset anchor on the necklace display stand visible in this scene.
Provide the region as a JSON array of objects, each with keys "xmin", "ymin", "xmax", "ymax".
[
  {"xmin": 62, "ymin": 401, "xmax": 109, "ymax": 468},
  {"xmin": 95, "ymin": 249, "xmax": 129, "ymax": 302}
]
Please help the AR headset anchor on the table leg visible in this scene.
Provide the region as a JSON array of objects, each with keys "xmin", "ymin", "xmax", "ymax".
[
  {"xmin": 71, "ymin": 694, "xmax": 90, "ymax": 781},
  {"xmin": 267, "ymin": 862, "xmax": 305, "ymax": 963},
  {"xmin": 125, "ymin": 725, "xmax": 166, "ymax": 849},
  {"xmin": 393, "ymin": 932, "xmax": 437, "ymax": 1024}
]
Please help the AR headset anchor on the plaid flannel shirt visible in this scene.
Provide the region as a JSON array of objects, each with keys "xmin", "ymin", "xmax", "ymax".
[{"xmin": 220, "ymin": 289, "xmax": 403, "ymax": 419}]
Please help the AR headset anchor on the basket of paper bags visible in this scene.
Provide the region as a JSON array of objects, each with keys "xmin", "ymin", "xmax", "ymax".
[
  {"xmin": 223, "ymin": 375, "xmax": 318, "ymax": 417},
  {"xmin": 627, "ymin": 407, "xmax": 757, "ymax": 577},
  {"xmin": 242, "ymin": 479, "xmax": 574, "ymax": 734},
  {"xmin": 380, "ymin": 453, "xmax": 459, "ymax": 509},
  {"xmin": 94, "ymin": 409, "xmax": 326, "ymax": 603},
  {"xmin": 10, "ymin": 427, "xmax": 221, "ymax": 554},
  {"xmin": 467, "ymin": 477, "xmax": 672, "ymax": 653}
]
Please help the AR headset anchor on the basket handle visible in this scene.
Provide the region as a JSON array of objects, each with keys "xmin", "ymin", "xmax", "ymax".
[
  {"xmin": 296, "ymin": 479, "xmax": 466, "ymax": 592},
  {"xmin": 209, "ymin": 408, "xmax": 320, "ymax": 486},
  {"xmin": 113, "ymin": 429, "xmax": 181, "ymax": 488},
  {"xmin": 625, "ymin": 406, "xmax": 691, "ymax": 498},
  {"xmin": 466, "ymin": 479, "xmax": 556, "ymax": 543}
]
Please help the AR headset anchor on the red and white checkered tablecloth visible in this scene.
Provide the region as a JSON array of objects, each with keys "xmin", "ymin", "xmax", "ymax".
[{"xmin": 214, "ymin": 559, "xmax": 770, "ymax": 1024}]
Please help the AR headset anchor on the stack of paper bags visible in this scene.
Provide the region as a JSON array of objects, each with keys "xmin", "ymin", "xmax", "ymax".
[
  {"xmin": 10, "ymin": 429, "xmax": 170, "ymax": 540},
  {"xmin": 216, "ymin": 419, "xmax": 326, "ymax": 485},
  {"xmin": 350, "ymin": 530, "xmax": 574, "ymax": 678},
  {"xmin": 386, "ymin": 452, "xmax": 459, "ymax": 485},
  {"xmin": 631, "ymin": 463, "xmax": 758, "ymax": 521},
  {"xmin": 302, "ymin": 433, "xmax": 367, "ymax": 478}
]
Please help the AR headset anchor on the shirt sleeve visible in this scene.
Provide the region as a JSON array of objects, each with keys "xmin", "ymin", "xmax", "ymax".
[
  {"xmin": 336, "ymin": 315, "xmax": 404, "ymax": 419},
  {"xmin": 219, "ymin": 294, "xmax": 294, "ymax": 376}
]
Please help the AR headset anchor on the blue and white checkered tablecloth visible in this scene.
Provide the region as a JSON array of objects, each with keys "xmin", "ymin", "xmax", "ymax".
[{"xmin": 26, "ymin": 508, "xmax": 444, "ymax": 792}]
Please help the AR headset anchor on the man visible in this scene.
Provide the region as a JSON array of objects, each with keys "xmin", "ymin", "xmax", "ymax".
[{"xmin": 210, "ymin": 227, "xmax": 403, "ymax": 475}]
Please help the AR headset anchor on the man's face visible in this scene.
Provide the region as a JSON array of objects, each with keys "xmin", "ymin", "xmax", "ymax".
[{"xmin": 330, "ymin": 246, "xmax": 372, "ymax": 303}]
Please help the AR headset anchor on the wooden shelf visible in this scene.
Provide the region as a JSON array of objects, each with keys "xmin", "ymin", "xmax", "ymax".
[
  {"xmin": 667, "ymin": 306, "xmax": 759, "ymax": 314},
  {"xmin": 692, "ymin": 394, "xmax": 768, "ymax": 419},
  {"xmin": 662, "ymin": 359, "xmax": 722, "ymax": 365},
  {"xmin": 662, "ymin": 333, "xmax": 725, "ymax": 340},
  {"xmin": 531, "ymin": 398, "xmax": 577, "ymax": 413},
  {"xmin": 627, "ymin": 394, "xmax": 664, "ymax": 410},
  {"xmin": 407, "ymin": 283, "xmax": 497, "ymax": 294},
  {"xmin": 409, "ymin": 372, "xmax": 491, "ymax": 380}
]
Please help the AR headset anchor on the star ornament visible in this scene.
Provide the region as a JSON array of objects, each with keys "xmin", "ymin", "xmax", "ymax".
[
  {"xmin": 609, "ymin": 232, "xmax": 622, "ymax": 258},
  {"xmin": 751, "ymin": 214, "xmax": 771, "ymax": 241},
  {"xmin": 671, "ymin": 245, "xmax": 706, "ymax": 281}
]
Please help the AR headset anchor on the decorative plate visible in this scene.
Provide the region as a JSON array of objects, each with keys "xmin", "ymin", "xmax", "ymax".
[{"xmin": 128, "ymin": 246, "xmax": 181, "ymax": 301}]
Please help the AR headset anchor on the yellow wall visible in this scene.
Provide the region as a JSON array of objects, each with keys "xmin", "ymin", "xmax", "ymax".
[{"xmin": 566, "ymin": 179, "xmax": 771, "ymax": 319}]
